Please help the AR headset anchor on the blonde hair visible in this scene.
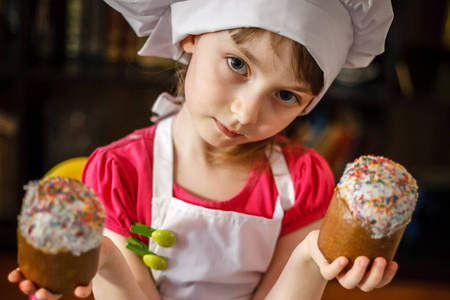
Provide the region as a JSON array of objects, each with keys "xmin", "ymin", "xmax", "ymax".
[{"xmin": 175, "ymin": 28, "xmax": 324, "ymax": 168}]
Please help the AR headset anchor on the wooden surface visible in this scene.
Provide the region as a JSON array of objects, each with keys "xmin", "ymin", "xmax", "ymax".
[{"xmin": 323, "ymin": 279, "xmax": 450, "ymax": 300}]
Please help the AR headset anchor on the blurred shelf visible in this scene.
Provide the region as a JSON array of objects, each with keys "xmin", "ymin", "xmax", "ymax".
[{"xmin": 1, "ymin": 60, "xmax": 175, "ymax": 87}]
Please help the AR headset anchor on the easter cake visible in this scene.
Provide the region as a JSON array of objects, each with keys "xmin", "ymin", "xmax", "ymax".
[
  {"xmin": 17, "ymin": 176, "xmax": 105, "ymax": 294},
  {"xmin": 318, "ymin": 155, "xmax": 418, "ymax": 270}
]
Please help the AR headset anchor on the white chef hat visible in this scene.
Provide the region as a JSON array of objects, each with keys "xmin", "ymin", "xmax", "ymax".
[{"xmin": 105, "ymin": 0, "xmax": 393, "ymax": 115}]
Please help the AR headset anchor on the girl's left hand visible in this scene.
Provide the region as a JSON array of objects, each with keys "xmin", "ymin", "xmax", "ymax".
[
  {"xmin": 307, "ymin": 230, "xmax": 398, "ymax": 292},
  {"xmin": 336, "ymin": 256, "xmax": 398, "ymax": 291}
]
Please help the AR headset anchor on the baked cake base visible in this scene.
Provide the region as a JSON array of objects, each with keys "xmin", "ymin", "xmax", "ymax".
[
  {"xmin": 318, "ymin": 191, "xmax": 406, "ymax": 271},
  {"xmin": 17, "ymin": 229, "xmax": 100, "ymax": 294}
]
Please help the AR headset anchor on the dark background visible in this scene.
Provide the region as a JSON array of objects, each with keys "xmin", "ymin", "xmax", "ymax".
[{"xmin": 0, "ymin": 0, "xmax": 449, "ymax": 288}]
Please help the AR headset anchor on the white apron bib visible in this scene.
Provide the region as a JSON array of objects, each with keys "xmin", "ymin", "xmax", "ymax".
[{"xmin": 151, "ymin": 117, "xmax": 295, "ymax": 300}]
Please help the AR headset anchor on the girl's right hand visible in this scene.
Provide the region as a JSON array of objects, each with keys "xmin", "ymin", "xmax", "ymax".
[
  {"xmin": 7, "ymin": 236, "xmax": 112, "ymax": 300},
  {"xmin": 7, "ymin": 268, "xmax": 93, "ymax": 300}
]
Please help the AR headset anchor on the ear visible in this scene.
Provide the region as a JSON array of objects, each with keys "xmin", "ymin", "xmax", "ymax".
[{"xmin": 181, "ymin": 35, "xmax": 197, "ymax": 54}]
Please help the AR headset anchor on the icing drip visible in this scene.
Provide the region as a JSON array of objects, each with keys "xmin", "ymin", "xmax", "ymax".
[
  {"xmin": 337, "ymin": 155, "xmax": 418, "ymax": 238},
  {"xmin": 18, "ymin": 177, "xmax": 105, "ymax": 256}
]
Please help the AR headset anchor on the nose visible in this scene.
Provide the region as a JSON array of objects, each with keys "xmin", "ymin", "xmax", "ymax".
[{"xmin": 230, "ymin": 90, "xmax": 264, "ymax": 125}]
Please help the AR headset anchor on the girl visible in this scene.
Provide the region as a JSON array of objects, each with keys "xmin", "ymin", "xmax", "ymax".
[{"xmin": 9, "ymin": 0, "xmax": 397, "ymax": 299}]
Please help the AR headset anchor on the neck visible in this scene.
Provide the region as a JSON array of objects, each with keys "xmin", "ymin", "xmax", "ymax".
[
  {"xmin": 172, "ymin": 108, "xmax": 214, "ymax": 164},
  {"xmin": 171, "ymin": 109, "xmax": 251, "ymax": 201}
]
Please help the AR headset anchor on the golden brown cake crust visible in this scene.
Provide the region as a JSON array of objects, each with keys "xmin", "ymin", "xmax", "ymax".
[
  {"xmin": 17, "ymin": 229, "xmax": 100, "ymax": 294},
  {"xmin": 318, "ymin": 191, "xmax": 406, "ymax": 271}
]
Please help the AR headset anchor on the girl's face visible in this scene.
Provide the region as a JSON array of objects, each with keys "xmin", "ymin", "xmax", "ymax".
[{"xmin": 181, "ymin": 30, "xmax": 315, "ymax": 149}]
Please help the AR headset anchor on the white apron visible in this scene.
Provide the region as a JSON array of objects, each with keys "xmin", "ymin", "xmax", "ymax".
[{"xmin": 151, "ymin": 117, "xmax": 295, "ymax": 300}]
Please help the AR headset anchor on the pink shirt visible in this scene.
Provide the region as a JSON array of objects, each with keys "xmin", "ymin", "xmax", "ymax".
[{"xmin": 82, "ymin": 124, "xmax": 334, "ymax": 244}]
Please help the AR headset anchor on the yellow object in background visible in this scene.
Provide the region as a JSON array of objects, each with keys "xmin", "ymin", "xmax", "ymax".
[
  {"xmin": 443, "ymin": 4, "xmax": 450, "ymax": 49},
  {"xmin": 43, "ymin": 157, "xmax": 88, "ymax": 181}
]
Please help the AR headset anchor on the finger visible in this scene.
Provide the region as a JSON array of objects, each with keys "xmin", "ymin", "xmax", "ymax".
[
  {"xmin": 74, "ymin": 281, "xmax": 93, "ymax": 298},
  {"xmin": 319, "ymin": 256, "xmax": 349, "ymax": 280},
  {"xmin": 337, "ymin": 256, "xmax": 370, "ymax": 289},
  {"xmin": 34, "ymin": 288, "xmax": 63, "ymax": 300},
  {"xmin": 18, "ymin": 280, "xmax": 38, "ymax": 295},
  {"xmin": 377, "ymin": 261, "xmax": 398, "ymax": 288},
  {"xmin": 8, "ymin": 268, "xmax": 25, "ymax": 283},
  {"xmin": 357, "ymin": 257, "xmax": 386, "ymax": 292}
]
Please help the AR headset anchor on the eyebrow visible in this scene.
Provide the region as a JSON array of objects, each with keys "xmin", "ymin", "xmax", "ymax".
[
  {"xmin": 227, "ymin": 35, "xmax": 265, "ymax": 70},
  {"xmin": 290, "ymin": 83, "xmax": 313, "ymax": 94},
  {"xmin": 238, "ymin": 46, "xmax": 262, "ymax": 69}
]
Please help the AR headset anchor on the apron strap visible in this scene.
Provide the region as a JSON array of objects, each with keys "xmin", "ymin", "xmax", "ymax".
[
  {"xmin": 153, "ymin": 116, "xmax": 175, "ymax": 198},
  {"xmin": 269, "ymin": 146, "xmax": 296, "ymax": 219}
]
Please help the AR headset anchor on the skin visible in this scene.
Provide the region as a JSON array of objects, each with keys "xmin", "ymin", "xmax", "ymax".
[{"xmin": 8, "ymin": 30, "xmax": 398, "ymax": 300}]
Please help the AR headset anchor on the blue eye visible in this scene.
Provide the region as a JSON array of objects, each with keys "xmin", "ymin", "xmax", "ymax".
[
  {"xmin": 276, "ymin": 91, "xmax": 299, "ymax": 106},
  {"xmin": 227, "ymin": 57, "xmax": 248, "ymax": 75}
]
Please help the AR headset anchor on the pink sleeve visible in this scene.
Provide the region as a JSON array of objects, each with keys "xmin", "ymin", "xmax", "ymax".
[
  {"xmin": 281, "ymin": 148, "xmax": 335, "ymax": 235},
  {"xmin": 82, "ymin": 148, "xmax": 138, "ymax": 238}
]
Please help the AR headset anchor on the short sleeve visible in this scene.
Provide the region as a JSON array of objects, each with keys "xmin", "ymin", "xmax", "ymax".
[
  {"xmin": 82, "ymin": 147, "xmax": 138, "ymax": 238},
  {"xmin": 281, "ymin": 148, "xmax": 335, "ymax": 235}
]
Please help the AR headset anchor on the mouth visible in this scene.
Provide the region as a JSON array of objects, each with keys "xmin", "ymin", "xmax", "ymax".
[{"xmin": 214, "ymin": 119, "xmax": 243, "ymax": 138}]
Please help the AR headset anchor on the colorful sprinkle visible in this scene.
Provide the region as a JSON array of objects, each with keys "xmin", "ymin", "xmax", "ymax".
[
  {"xmin": 18, "ymin": 177, "xmax": 105, "ymax": 256},
  {"xmin": 338, "ymin": 155, "xmax": 418, "ymax": 238}
]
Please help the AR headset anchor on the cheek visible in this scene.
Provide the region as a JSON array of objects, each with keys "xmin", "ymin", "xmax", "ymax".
[
  {"xmin": 262, "ymin": 111, "xmax": 298, "ymax": 135},
  {"xmin": 202, "ymin": 62, "xmax": 229, "ymax": 92},
  {"xmin": 186, "ymin": 63, "xmax": 229, "ymax": 105}
]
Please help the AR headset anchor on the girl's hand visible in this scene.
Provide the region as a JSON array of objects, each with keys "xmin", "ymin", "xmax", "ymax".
[
  {"xmin": 7, "ymin": 236, "xmax": 112, "ymax": 300},
  {"xmin": 7, "ymin": 268, "xmax": 93, "ymax": 300},
  {"xmin": 307, "ymin": 230, "xmax": 398, "ymax": 292}
]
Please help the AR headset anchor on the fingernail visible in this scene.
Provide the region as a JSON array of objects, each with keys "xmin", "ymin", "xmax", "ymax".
[
  {"xmin": 376, "ymin": 259, "xmax": 386, "ymax": 268},
  {"xmin": 358, "ymin": 258, "xmax": 369, "ymax": 268},
  {"xmin": 388, "ymin": 263, "xmax": 398, "ymax": 273},
  {"xmin": 19, "ymin": 282, "xmax": 31, "ymax": 295},
  {"xmin": 339, "ymin": 258, "xmax": 347, "ymax": 267}
]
